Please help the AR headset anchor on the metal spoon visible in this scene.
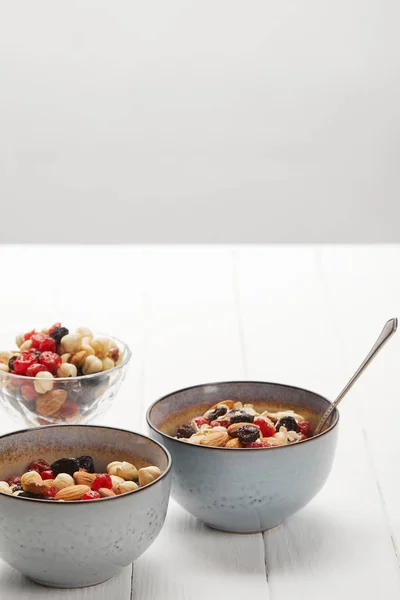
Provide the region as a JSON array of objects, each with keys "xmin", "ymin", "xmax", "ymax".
[{"xmin": 314, "ymin": 317, "xmax": 398, "ymax": 435}]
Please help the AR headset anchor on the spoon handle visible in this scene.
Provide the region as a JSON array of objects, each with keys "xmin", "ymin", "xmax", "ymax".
[{"xmin": 314, "ymin": 318, "xmax": 398, "ymax": 435}]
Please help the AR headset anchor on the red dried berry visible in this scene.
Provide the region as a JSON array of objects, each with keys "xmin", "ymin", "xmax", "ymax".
[
  {"xmin": 297, "ymin": 433, "xmax": 307, "ymax": 441},
  {"xmin": 192, "ymin": 417, "xmax": 210, "ymax": 428},
  {"xmin": 57, "ymin": 399, "xmax": 80, "ymax": 419},
  {"xmin": 245, "ymin": 439, "xmax": 267, "ymax": 448},
  {"xmin": 43, "ymin": 486, "xmax": 57, "ymax": 498},
  {"xmin": 210, "ymin": 419, "xmax": 230, "ymax": 428},
  {"xmin": 31, "ymin": 333, "xmax": 56, "ymax": 353},
  {"xmin": 48, "ymin": 322, "xmax": 61, "ymax": 334},
  {"xmin": 39, "ymin": 351, "xmax": 62, "ymax": 374},
  {"xmin": 21, "ymin": 383, "xmax": 37, "ymax": 401},
  {"xmin": 82, "ymin": 490, "xmax": 101, "ymax": 501},
  {"xmin": 26, "ymin": 363, "xmax": 47, "ymax": 377},
  {"xmin": 28, "ymin": 459, "xmax": 50, "ymax": 473},
  {"xmin": 7, "ymin": 476, "xmax": 21, "ymax": 486},
  {"xmin": 254, "ymin": 417, "xmax": 276, "ymax": 438},
  {"xmin": 23, "ymin": 329, "xmax": 36, "ymax": 341},
  {"xmin": 92, "ymin": 473, "xmax": 112, "ymax": 491},
  {"xmin": 13, "ymin": 353, "xmax": 37, "ymax": 375},
  {"xmin": 297, "ymin": 421, "xmax": 310, "ymax": 438},
  {"xmin": 41, "ymin": 470, "xmax": 55, "ymax": 480}
]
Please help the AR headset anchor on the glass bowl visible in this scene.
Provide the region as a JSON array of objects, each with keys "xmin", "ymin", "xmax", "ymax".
[{"xmin": 0, "ymin": 333, "xmax": 131, "ymax": 427}]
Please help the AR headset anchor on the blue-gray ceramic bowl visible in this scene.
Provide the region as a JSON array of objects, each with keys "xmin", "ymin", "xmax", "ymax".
[
  {"xmin": 0, "ymin": 425, "xmax": 172, "ymax": 588},
  {"xmin": 147, "ymin": 381, "xmax": 339, "ymax": 534}
]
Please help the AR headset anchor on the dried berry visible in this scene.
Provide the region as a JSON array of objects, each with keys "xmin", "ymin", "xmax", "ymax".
[
  {"xmin": 176, "ymin": 424, "xmax": 196, "ymax": 438},
  {"xmin": 41, "ymin": 470, "xmax": 55, "ymax": 480},
  {"xmin": 23, "ymin": 330, "xmax": 36, "ymax": 341},
  {"xmin": 192, "ymin": 417, "xmax": 209, "ymax": 428},
  {"xmin": 26, "ymin": 363, "xmax": 47, "ymax": 377},
  {"xmin": 43, "ymin": 486, "xmax": 57, "ymax": 498},
  {"xmin": 92, "ymin": 473, "xmax": 112, "ymax": 491},
  {"xmin": 39, "ymin": 351, "xmax": 62, "ymax": 374},
  {"xmin": 236, "ymin": 424, "xmax": 260, "ymax": 444},
  {"xmin": 208, "ymin": 406, "xmax": 228, "ymax": 421},
  {"xmin": 245, "ymin": 439, "xmax": 267, "ymax": 448},
  {"xmin": 228, "ymin": 409, "xmax": 254, "ymax": 424},
  {"xmin": 28, "ymin": 459, "xmax": 50, "ymax": 473},
  {"xmin": 49, "ymin": 326, "xmax": 69, "ymax": 344},
  {"xmin": 275, "ymin": 416, "xmax": 298, "ymax": 432},
  {"xmin": 18, "ymin": 491, "xmax": 45, "ymax": 499},
  {"xmin": 8, "ymin": 355, "xmax": 17, "ymax": 372},
  {"xmin": 254, "ymin": 417, "xmax": 276, "ymax": 438},
  {"xmin": 77, "ymin": 455, "xmax": 95, "ymax": 473},
  {"xmin": 21, "ymin": 383, "xmax": 37, "ymax": 401},
  {"xmin": 297, "ymin": 421, "xmax": 310, "ymax": 437},
  {"xmin": 13, "ymin": 352, "xmax": 37, "ymax": 375},
  {"xmin": 50, "ymin": 457, "xmax": 80, "ymax": 477},
  {"xmin": 82, "ymin": 490, "xmax": 101, "ymax": 501},
  {"xmin": 31, "ymin": 333, "xmax": 56, "ymax": 353},
  {"xmin": 7, "ymin": 476, "xmax": 21, "ymax": 487},
  {"xmin": 12, "ymin": 485, "xmax": 23, "ymax": 492}
]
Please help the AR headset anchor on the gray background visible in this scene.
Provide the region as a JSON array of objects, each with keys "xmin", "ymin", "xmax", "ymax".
[{"xmin": 0, "ymin": 0, "xmax": 399, "ymax": 243}]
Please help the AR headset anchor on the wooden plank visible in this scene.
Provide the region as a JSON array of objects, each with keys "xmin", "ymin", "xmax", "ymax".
[{"xmin": 235, "ymin": 246, "xmax": 400, "ymax": 599}]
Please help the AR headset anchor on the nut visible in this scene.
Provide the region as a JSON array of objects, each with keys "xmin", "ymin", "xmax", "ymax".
[
  {"xmin": 90, "ymin": 337, "xmax": 112, "ymax": 359},
  {"xmin": 0, "ymin": 363, "xmax": 9, "ymax": 373},
  {"xmin": 15, "ymin": 334, "xmax": 24, "ymax": 348},
  {"xmin": 107, "ymin": 461, "xmax": 138, "ymax": 480},
  {"xmin": 117, "ymin": 480, "xmax": 138, "ymax": 494},
  {"xmin": 98, "ymin": 487, "xmax": 116, "ymax": 498},
  {"xmin": 41, "ymin": 479, "xmax": 55, "ymax": 487},
  {"xmin": 0, "ymin": 482, "xmax": 12, "ymax": 495},
  {"xmin": 108, "ymin": 346, "xmax": 120, "ymax": 362},
  {"xmin": 209, "ymin": 400, "xmax": 235, "ymax": 411},
  {"xmin": 60, "ymin": 333, "xmax": 82, "ymax": 353},
  {"xmin": 110, "ymin": 475, "xmax": 125, "ymax": 492},
  {"xmin": 227, "ymin": 422, "xmax": 260, "ymax": 437},
  {"xmin": 36, "ymin": 389, "xmax": 67, "ymax": 416},
  {"xmin": 57, "ymin": 363, "xmax": 78, "ymax": 378},
  {"xmin": 199, "ymin": 431, "xmax": 229, "ymax": 447},
  {"xmin": 21, "ymin": 471, "xmax": 47, "ymax": 495},
  {"xmin": 70, "ymin": 350, "xmax": 88, "ymax": 369},
  {"xmin": 55, "ymin": 484, "xmax": 90, "ymax": 501},
  {"xmin": 73, "ymin": 471, "xmax": 97, "ymax": 487},
  {"xmin": 138, "ymin": 466, "xmax": 162, "ymax": 487},
  {"xmin": 76, "ymin": 327, "xmax": 93, "ymax": 339},
  {"xmin": 82, "ymin": 355, "xmax": 102, "ymax": 375},
  {"xmin": 34, "ymin": 371, "xmax": 54, "ymax": 394},
  {"xmin": 225, "ymin": 437, "xmax": 243, "ymax": 448},
  {"xmin": 101, "ymin": 357, "xmax": 114, "ymax": 371},
  {"xmin": 41, "ymin": 328, "xmax": 49, "ymax": 334},
  {"xmin": 0, "ymin": 351, "xmax": 12, "ymax": 363},
  {"xmin": 53, "ymin": 473, "xmax": 75, "ymax": 491},
  {"xmin": 20, "ymin": 339, "xmax": 33, "ymax": 351},
  {"xmin": 80, "ymin": 337, "xmax": 95, "ymax": 355},
  {"xmin": 61, "ymin": 353, "xmax": 71, "ymax": 363}
]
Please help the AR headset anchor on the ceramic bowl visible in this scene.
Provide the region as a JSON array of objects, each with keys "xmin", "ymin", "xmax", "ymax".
[
  {"xmin": 0, "ymin": 425, "xmax": 172, "ymax": 588},
  {"xmin": 147, "ymin": 381, "xmax": 339, "ymax": 534}
]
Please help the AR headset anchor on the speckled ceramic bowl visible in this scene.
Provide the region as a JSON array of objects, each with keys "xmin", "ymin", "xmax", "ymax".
[
  {"xmin": 0, "ymin": 425, "xmax": 172, "ymax": 588},
  {"xmin": 147, "ymin": 381, "xmax": 339, "ymax": 534}
]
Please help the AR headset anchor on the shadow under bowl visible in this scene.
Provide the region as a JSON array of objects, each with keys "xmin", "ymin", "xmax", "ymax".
[
  {"xmin": 0, "ymin": 425, "xmax": 172, "ymax": 588},
  {"xmin": 147, "ymin": 381, "xmax": 339, "ymax": 534}
]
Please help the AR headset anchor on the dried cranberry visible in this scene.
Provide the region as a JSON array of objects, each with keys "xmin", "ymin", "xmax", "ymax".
[
  {"xmin": 26, "ymin": 363, "xmax": 47, "ymax": 377},
  {"xmin": 29, "ymin": 459, "xmax": 51, "ymax": 473},
  {"xmin": 92, "ymin": 474, "xmax": 112, "ymax": 491},
  {"xmin": 41, "ymin": 470, "xmax": 54, "ymax": 480},
  {"xmin": 192, "ymin": 417, "xmax": 209, "ymax": 428},
  {"xmin": 210, "ymin": 419, "xmax": 230, "ymax": 428},
  {"xmin": 21, "ymin": 383, "xmax": 37, "ymax": 401},
  {"xmin": 31, "ymin": 333, "xmax": 56, "ymax": 353},
  {"xmin": 297, "ymin": 421, "xmax": 310, "ymax": 437},
  {"xmin": 228, "ymin": 409, "xmax": 254, "ymax": 424},
  {"xmin": 49, "ymin": 326, "xmax": 69, "ymax": 344},
  {"xmin": 48, "ymin": 322, "xmax": 61, "ymax": 334},
  {"xmin": 236, "ymin": 425, "xmax": 260, "ymax": 444},
  {"xmin": 23, "ymin": 329, "xmax": 36, "ymax": 341},
  {"xmin": 176, "ymin": 424, "xmax": 196, "ymax": 438},
  {"xmin": 43, "ymin": 486, "xmax": 57, "ymax": 498},
  {"xmin": 82, "ymin": 490, "xmax": 101, "ymax": 500},
  {"xmin": 245, "ymin": 439, "xmax": 266, "ymax": 448},
  {"xmin": 39, "ymin": 351, "xmax": 62, "ymax": 374},
  {"xmin": 208, "ymin": 406, "xmax": 228, "ymax": 421},
  {"xmin": 254, "ymin": 417, "xmax": 276, "ymax": 438},
  {"xmin": 7, "ymin": 476, "xmax": 21, "ymax": 486},
  {"xmin": 275, "ymin": 416, "xmax": 298, "ymax": 432},
  {"xmin": 13, "ymin": 352, "xmax": 37, "ymax": 375}
]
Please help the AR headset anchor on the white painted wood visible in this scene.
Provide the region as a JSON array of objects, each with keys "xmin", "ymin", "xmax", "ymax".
[{"xmin": 0, "ymin": 245, "xmax": 398, "ymax": 599}]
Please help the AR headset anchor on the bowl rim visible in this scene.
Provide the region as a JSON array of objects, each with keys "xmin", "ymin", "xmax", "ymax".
[
  {"xmin": 0, "ymin": 424, "xmax": 172, "ymax": 504},
  {"xmin": 0, "ymin": 332, "xmax": 131, "ymax": 382},
  {"xmin": 146, "ymin": 379, "xmax": 340, "ymax": 451}
]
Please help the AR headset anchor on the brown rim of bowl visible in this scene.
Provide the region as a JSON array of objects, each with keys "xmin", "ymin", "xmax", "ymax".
[
  {"xmin": 0, "ymin": 424, "xmax": 172, "ymax": 504},
  {"xmin": 146, "ymin": 380, "xmax": 340, "ymax": 452},
  {"xmin": 0, "ymin": 333, "xmax": 131, "ymax": 382}
]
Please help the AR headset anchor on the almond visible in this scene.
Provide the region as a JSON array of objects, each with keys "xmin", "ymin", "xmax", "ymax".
[
  {"xmin": 73, "ymin": 471, "xmax": 97, "ymax": 487},
  {"xmin": 225, "ymin": 437, "xmax": 243, "ymax": 448},
  {"xmin": 36, "ymin": 389, "xmax": 67, "ymax": 417},
  {"xmin": 209, "ymin": 400, "xmax": 235, "ymax": 411},
  {"xmin": 199, "ymin": 431, "xmax": 229, "ymax": 447},
  {"xmin": 41, "ymin": 479, "xmax": 55, "ymax": 488},
  {"xmin": 227, "ymin": 422, "xmax": 260, "ymax": 437},
  {"xmin": 98, "ymin": 487, "xmax": 116, "ymax": 498},
  {"xmin": 55, "ymin": 485, "xmax": 90, "ymax": 501}
]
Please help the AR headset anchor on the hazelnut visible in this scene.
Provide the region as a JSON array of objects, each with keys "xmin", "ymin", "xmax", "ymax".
[
  {"xmin": 0, "ymin": 363, "xmax": 10, "ymax": 373},
  {"xmin": 110, "ymin": 475, "xmax": 125, "ymax": 493},
  {"xmin": 15, "ymin": 334, "xmax": 24, "ymax": 348},
  {"xmin": 107, "ymin": 461, "xmax": 138, "ymax": 481},
  {"xmin": 0, "ymin": 481, "xmax": 12, "ymax": 495},
  {"xmin": 76, "ymin": 327, "xmax": 93, "ymax": 339},
  {"xmin": 33, "ymin": 371, "xmax": 54, "ymax": 394},
  {"xmin": 90, "ymin": 337, "xmax": 112, "ymax": 359},
  {"xmin": 82, "ymin": 355, "xmax": 102, "ymax": 375},
  {"xmin": 138, "ymin": 466, "xmax": 162, "ymax": 487},
  {"xmin": 117, "ymin": 481, "xmax": 138, "ymax": 494},
  {"xmin": 57, "ymin": 363, "xmax": 78, "ymax": 378},
  {"xmin": 101, "ymin": 357, "xmax": 114, "ymax": 372},
  {"xmin": 20, "ymin": 339, "xmax": 33, "ymax": 351},
  {"xmin": 60, "ymin": 333, "xmax": 82, "ymax": 353},
  {"xmin": 61, "ymin": 353, "xmax": 72, "ymax": 363},
  {"xmin": 21, "ymin": 471, "xmax": 42, "ymax": 490},
  {"xmin": 80, "ymin": 337, "xmax": 95, "ymax": 355},
  {"xmin": 53, "ymin": 473, "xmax": 75, "ymax": 492}
]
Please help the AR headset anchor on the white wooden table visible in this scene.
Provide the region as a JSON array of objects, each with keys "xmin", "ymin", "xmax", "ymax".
[{"xmin": 0, "ymin": 245, "xmax": 399, "ymax": 599}]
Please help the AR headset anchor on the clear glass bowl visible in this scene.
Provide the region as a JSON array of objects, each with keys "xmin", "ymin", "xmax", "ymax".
[{"xmin": 0, "ymin": 333, "xmax": 131, "ymax": 427}]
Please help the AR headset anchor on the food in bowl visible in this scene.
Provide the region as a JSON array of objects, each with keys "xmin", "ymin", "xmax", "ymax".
[
  {"xmin": 175, "ymin": 400, "xmax": 310, "ymax": 447},
  {"xmin": 0, "ymin": 425, "xmax": 172, "ymax": 588},
  {"xmin": 0, "ymin": 324, "xmax": 130, "ymax": 426},
  {"xmin": 0, "ymin": 454, "xmax": 161, "ymax": 500}
]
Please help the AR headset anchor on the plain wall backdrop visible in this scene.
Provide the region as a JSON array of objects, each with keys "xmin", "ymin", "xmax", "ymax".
[{"xmin": 0, "ymin": 0, "xmax": 399, "ymax": 243}]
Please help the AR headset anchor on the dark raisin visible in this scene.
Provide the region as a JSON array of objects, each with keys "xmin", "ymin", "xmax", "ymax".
[
  {"xmin": 275, "ymin": 416, "xmax": 298, "ymax": 432},
  {"xmin": 236, "ymin": 425, "xmax": 260, "ymax": 444},
  {"xmin": 50, "ymin": 457, "xmax": 80, "ymax": 477},
  {"xmin": 176, "ymin": 424, "xmax": 196, "ymax": 438},
  {"xmin": 208, "ymin": 406, "xmax": 228, "ymax": 421},
  {"xmin": 49, "ymin": 326, "xmax": 69, "ymax": 344},
  {"xmin": 12, "ymin": 485, "xmax": 23, "ymax": 492},
  {"xmin": 77, "ymin": 455, "xmax": 95, "ymax": 473},
  {"xmin": 18, "ymin": 491, "xmax": 45, "ymax": 499},
  {"xmin": 8, "ymin": 355, "xmax": 17, "ymax": 372},
  {"xmin": 228, "ymin": 409, "xmax": 254, "ymax": 424}
]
